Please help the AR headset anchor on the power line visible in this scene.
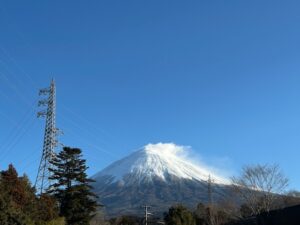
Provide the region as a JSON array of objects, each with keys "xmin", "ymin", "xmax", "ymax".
[
  {"xmin": 0, "ymin": 118, "xmax": 37, "ymax": 163},
  {"xmin": 13, "ymin": 146, "xmax": 40, "ymax": 169},
  {"xmin": 0, "ymin": 110, "xmax": 17, "ymax": 126},
  {"xmin": 0, "ymin": 71, "xmax": 31, "ymax": 106},
  {"xmin": 61, "ymin": 105, "xmax": 111, "ymax": 139},
  {"xmin": 0, "ymin": 100, "xmax": 36, "ymax": 161},
  {"xmin": 61, "ymin": 126, "xmax": 117, "ymax": 159},
  {"xmin": 0, "ymin": 45, "xmax": 39, "ymax": 90},
  {"xmin": 0, "ymin": 58, "xmax": 33, "ymax": 93},
  {"xmin": 59, "ymin": 112, "xmax": 108, "ymax": 147},
  {"xmin": 58, "ymin": 108, "xmax": 119, "ymax": 158}
]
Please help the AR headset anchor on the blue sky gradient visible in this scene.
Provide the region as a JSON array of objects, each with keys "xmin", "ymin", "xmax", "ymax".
[{"xmin": 1, "ymin": 1, "xmax": 300, "ymax": 189}]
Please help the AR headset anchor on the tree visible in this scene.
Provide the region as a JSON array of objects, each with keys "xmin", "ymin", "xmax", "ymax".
[
  {"xmin": 36, "ymin": 194, "xmax": 60, "ymax": 222},
  {"xmin": 90, "ymin": 210, "xmax": 109, "ymax": 225},
  {"xmin": 49, "ymin": 147, "xmax": 98, "ymax": 225},
  {"xmin": 194, "ymin": 203, "xmax": 233, "ymax": 225},
  {"xmin": 164, "ymin": 204, "xmax": 195, "ymax": 225},
  {"xmin": 0, "ymin": 164, "xmax": 36, "ymax": 225},
  {"xmin": 278, "ymin": 190, "xmax": 300, "ymax": 208},
  {"xmin": 231, "ymin": 164, "xmax": 288, "ymax": 216},
  {"xmin": 109, "ymin": 215, "xmax": 140, "ymax": 225},
  {"xmin": 239, "ymin": 204, "xmax": 252, "ymax": 218},
  {"xmin": 194, "ymin": 203, "xmax": 207, "ymax": 225},
  {"xmin": 0, "ymin": 165, "xmax": 36, "ymax": 210},
  {"xmin": 0, "ymin": 164, "xmax": 62, "ymax": 225}
]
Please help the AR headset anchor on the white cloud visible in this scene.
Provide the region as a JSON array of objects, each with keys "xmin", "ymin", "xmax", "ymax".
[{"xmin": 143, "ymin": 142, "xmax": 233, "ymax": 182}]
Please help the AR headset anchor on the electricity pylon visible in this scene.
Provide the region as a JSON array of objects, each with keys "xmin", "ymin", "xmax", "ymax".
[{"xmin": 35, "ymin": 79, "xmax": 60, "ymax": 195}]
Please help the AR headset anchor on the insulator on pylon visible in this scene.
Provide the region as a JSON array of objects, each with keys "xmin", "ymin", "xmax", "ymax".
[
  {"xmin": 37, "ymin": 111, "xmax": 47, "ymax": 118},
  {"xmin": 39, "ymin": 88, "xmax": 50, "ymax": 95},
  {"xmin": 38, "ymin": 99, "xmax": 49, "ymax": 106}
]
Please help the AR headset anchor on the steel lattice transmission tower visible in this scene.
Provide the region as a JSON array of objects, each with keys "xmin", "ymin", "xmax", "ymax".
[{"xmin": 35, "ymin": 79, "xmax": 60, "ymax": 194}]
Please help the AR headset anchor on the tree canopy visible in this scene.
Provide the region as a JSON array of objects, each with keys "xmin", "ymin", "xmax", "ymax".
[
  {"xmin": 49, "ymin": 147, "xmax": 98, "ymax": 225},
  {"xmin": 164, "ymin": 204, "xmax": 195, "ymax": 225},
  {"xmin": 0, "ymin": 164, "xmax": 62, "ymax": 225}
]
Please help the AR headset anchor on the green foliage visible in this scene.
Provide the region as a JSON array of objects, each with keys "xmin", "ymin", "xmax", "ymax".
[
  {"xmin": 194, "ymin": 203, "xmax": 209, "ymax": 225},
  {"xmin": 45, "ymin": 217, "xmax": 65, "ymax": 225},
  {"xmin": 109, "ymin": 215, "xmax": 140, "ymax": 225},
  {"xmin": 36, "ymin": 194, "xmax": 60, "ymax": 222},
  {"xmin": 0, "ymin": 164, "xmax": 61, "ymax": 225},
  {"xmin": 90, "ymin": 209, "xmax": 108, "ymax": 225},
  {"xmin": 49, "ymin": 147, "xmax": 98, "ymax": 225},
  {"xmin": 164, "ymin": 204, "xmax": 195, "ymax": 225}
]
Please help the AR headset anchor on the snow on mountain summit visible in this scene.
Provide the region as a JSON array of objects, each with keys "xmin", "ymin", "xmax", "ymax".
[{"xmin": 93, "ymin": 143, "xmax": 228, "ymax": 184}]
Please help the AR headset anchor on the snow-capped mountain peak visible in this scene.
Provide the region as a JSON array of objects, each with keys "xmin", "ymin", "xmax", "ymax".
[{"xmin": 93, "ymin": 143, "xmax": 227, "ymax": 184}]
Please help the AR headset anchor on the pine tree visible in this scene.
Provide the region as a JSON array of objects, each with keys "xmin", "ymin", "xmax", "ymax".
[{"xmin": 49, "ymin": 147, "xmax": 98, "ymax": 225}]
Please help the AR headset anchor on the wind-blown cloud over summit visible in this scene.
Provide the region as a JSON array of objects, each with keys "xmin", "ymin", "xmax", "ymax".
[
  {"xmin": 93, "ymin": 142, "xmax": 230, "ymax": 184},
  {"xmin": 143, "ymin": 142, "xmax": 230, "ymax": 183}
]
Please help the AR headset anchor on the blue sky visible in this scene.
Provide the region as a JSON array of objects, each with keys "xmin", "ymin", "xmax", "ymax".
[{"xmin": 1, "ymin": 1, "xmax": 300, "ymax": 189}]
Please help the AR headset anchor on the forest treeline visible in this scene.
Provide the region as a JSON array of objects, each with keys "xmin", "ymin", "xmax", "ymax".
[
  {"xmin": 0, "ymin": 164, "xmax": 63, "ymax": 224},
  {"xmin": 0, "ymin": 147, "xmax": 98, "ymax": 225},
  {"xmin": 106, "ymin": 164, "xmax": 300, "ymax": 225},
  {"xmin": 1, "ymin": 148, "xmax": 300, "ymax": 225}
]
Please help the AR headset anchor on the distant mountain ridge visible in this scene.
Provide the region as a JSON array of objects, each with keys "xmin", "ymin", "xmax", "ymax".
[{"xmin": 92, "ymin": 143, "xmax": 232, "ymax": 217}]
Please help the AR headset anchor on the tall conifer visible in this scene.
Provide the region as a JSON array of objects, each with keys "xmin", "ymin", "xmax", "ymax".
[{"xmin": 49, "ymin": 147, "xmax": 98, "ymax": 225}]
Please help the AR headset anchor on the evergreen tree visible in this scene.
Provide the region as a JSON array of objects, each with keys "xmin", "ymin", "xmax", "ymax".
[
  {"xmin": 0, "ymin": 164, "xmax": 62, "ymax": 225},
  {"xmin": 164, "ymin": 204, "xmax": 195, "ymax": 225},
  {"xmin": 49, "ymin": 147, "xmax": 98, "ymax": 225},
  {"xmin": 0, "ymin": 164, "xmax": 35, "ymax": 225},
  {"xmin": 36, "ymin": 194, "xmax": 60, "ymax": 222}
]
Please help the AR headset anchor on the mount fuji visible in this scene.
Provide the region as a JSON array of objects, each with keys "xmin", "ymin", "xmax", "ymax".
[{"xmin": 92, "ymin": 143, "xmax": 233, "ymax": 217}]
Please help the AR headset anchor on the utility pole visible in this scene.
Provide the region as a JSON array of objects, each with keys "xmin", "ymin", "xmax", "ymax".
[
  {"xmin": 35, "ymin": 79, "xmax": 60, "ymax": 194},
  {"xmin": 142, "ymin": 205, "xmax": 152, "ymax": 225},
  {"xmin": 207, "ymin": 174, "xmax": 213, "ymax": 225},
  {"xmin": 208, "ymin": 174, "xmax": 213, "ymax": 206}
]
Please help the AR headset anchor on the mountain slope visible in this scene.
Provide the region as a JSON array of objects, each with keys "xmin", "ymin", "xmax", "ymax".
[{"xmin": 92, "ymin": 143, "xmax": 232, "ymax": 217}]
